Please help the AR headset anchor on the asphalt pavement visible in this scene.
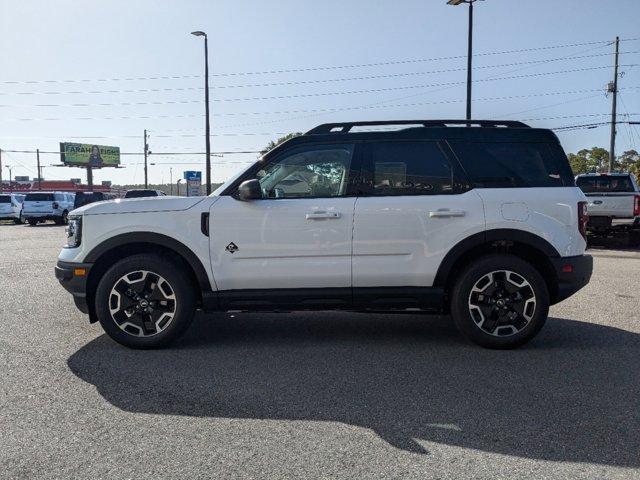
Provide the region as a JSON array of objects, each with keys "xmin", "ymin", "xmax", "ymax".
[{"xmin": 1, "ymin": 222, "xmax": 639, "ymax": 479}]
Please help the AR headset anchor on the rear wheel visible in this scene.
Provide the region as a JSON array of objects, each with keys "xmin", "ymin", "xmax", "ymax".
[
  {"xmin": 450, "ymin": 254, "xmax": 549, "ymax": 349},
  {"xmin": 625, "ymin": 230, "xmax": 640, "ymax": 247},
  {"xmin": 27, "ymin": 219, "xmax": 38, "ymax": 226},
  {"xmin": 94, "ymin": 254, "xmax": 196, "ymax": 349}
]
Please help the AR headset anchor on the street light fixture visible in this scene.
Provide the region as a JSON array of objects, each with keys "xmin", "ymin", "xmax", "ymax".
[
  {"xmin": 191, "ymin": 30, "xmax": 212, "ymax": 195},
  {"xmin": 447, "ymin": 0, "xmax": 481, "ymax": 121}
]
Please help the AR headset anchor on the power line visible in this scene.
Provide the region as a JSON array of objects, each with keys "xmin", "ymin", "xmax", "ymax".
[
  {"xmin": 0, "ymin": 132, "xmax": 289, "ymax": 140},
  {"xmin": 4, "ymin": 114, "xmax": 639, "ymax": 141},
  {"xmin": 1, "ymin": 64, "xmax": 630, "ymax": 98},
  {"xmin": 3, "ymin": 37, "xmax": 636, "ymax": 85},
  {"xmin": 1, "ymin": 149, "xmax": 262, "ymax": 156}
]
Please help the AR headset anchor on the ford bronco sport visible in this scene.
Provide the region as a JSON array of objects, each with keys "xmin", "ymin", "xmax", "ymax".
[{"xmin": 56, "ymin": 120, "xmax": 593, "ymax": 349}]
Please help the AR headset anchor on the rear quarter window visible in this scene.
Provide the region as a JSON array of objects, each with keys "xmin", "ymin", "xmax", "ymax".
[
  {"xmin": 25, "ymin": 193, "xmax": 54, "ymax": 201},
  {"xmin": 450, "ymin": 141, "xmax": 575, "ymax": 188},
  {"xmin": 576, "ymin": 176, "xmax": 634, "ymax": 193}
]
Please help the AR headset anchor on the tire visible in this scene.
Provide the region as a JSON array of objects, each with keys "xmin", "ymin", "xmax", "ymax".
[
  {"xmin": 14, "ymin": 214, "xmax": 24, "ymax": 225},
  {"xmin": 450, "ymin": 254, "xmax": 549, "ymax": 349},
  {"xmin": 27, "ymin": 219, "xmax": 38, "ymax": 226},
  {"xmin": 55, "ymin": 211, "xmax": 68, "ymax": 225},
  {"xmin": 94, "ymin": 254, "xmax": 196, "ymax": 349},
  {"xmin": 625, "ymin": 230, "xmax": 640, "ymax": 248}
]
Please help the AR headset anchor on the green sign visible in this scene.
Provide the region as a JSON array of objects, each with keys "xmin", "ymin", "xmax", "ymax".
[{"xmin": 60, "ymin": 142, "xmax": 120, "ymax": 167}]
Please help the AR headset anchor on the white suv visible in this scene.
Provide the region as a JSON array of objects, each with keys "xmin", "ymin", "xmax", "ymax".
[
  {"xmin": 0, "ymin": 193, "xmax": 25, "ymax": 224},
  {"xmin": 56, "ymin": 120, "xmax": 593, "ymax": 349},
  {"xmin": 23, "ymin": 191, "xmax": 74, "ymax": 225}
]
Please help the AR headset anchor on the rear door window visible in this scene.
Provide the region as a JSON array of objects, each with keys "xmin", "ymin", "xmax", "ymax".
[
  {"xmin": 576, "ymin": 176, "xmax": 634, "ymax": 193},
  {"xmin": 0, "ymin": 195, "xmax": 10, "ymax": 204},
  {"xmin": 363, "ymin": 141, "xmax": 460, "ymax": 196},
  {"xmin": 25, "ymin": 193, "xmax": 54, "ymax": 201},
  {"xmin": 450, "ymin": 141, "xmax": 575, "ymax": 188}
]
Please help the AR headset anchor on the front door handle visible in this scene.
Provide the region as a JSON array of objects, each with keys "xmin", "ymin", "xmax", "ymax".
[
  {"xmin": 429, "ymin": 209, "xmax": 466, "ymax": 218},
  {"xmin": 305, "ymin": 211, "xmax": 341, "ymax": 220}
]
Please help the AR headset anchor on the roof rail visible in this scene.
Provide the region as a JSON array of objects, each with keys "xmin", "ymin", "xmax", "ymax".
[{"xmin": 305, "ymin": 119, "xmax": 530, "ymax": 135}]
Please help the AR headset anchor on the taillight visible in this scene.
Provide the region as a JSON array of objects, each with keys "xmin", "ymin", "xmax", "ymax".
[
  {"xmin": 634, "ymin": 195, "xmax": 640, "ymax": 217},
  {"xmin": 52, "ymin": 201, "xmax": 59, "ymax": 209},
  {"xmin": 578, "ymin": 201, "xmax": 588, "ymax": 241}
]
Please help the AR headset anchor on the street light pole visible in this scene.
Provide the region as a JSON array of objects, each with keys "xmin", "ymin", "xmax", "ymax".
[
  {"xmin": 191, "ymin": 30, "xmax": 212, "ymax": 195},
  {"xmin": 447, "ymin": 0, "xmax": 479, "ymax": 121},
  {"xmin": 5, "ymin": 165, "xmax": 13, "ymax": 192}
]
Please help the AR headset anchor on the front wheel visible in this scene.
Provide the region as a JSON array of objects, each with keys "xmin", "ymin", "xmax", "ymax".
[
  {"xmin": 450, "ymin": 254, "xmax": 549, "ymax": 349},
  {"xmin": 94, "ymin": 254, "xmax": 196, "ymax": 349}
]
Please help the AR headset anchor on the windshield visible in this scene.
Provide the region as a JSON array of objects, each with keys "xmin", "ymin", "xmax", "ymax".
[
  {"xmin": 125, "ymin": 190, "xmax": 158, "ymax": 198},
  {"xmin": 576, "ymin": 176, "xmax": 634, "ymax": 193},
  {"xmin": 25, "ymin": 193, "xmax": 54, "ymax": 201}
]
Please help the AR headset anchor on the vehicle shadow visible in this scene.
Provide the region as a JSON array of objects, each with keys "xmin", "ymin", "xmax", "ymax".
[{"xmin": 67, "ymin": 313, "xmax": 640, "ymax": 466}]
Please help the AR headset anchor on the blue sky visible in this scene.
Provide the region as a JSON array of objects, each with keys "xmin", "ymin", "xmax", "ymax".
[{"xmin": 1, "ymin": 0, "xmax": 638, "ymax": 186}]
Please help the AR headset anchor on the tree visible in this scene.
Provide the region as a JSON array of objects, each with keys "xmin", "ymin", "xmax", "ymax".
[
  {"xmin": 617, "ymin": 149, "xmax": 640, "ymax": 177},
  {"xmin": 260, "ymin": 132, "xmax": 303, "ymax": 156},
  {"xmin": 566, "ymin": 147, "xmax": 614, "ymax": 175}
]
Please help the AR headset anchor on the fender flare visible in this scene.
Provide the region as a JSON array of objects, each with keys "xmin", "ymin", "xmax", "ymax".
[
  {"xmin": 84, "ymin": 232, "xmax": 212, "ymax": 292},
  {"xmin": 433, "ymin": 229, "xmax": 560, "ymax": 287}
]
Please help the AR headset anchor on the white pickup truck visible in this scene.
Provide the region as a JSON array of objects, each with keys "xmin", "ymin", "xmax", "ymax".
[{"xmin": 575, "ymin": 173, "xmax": 640, "ymax": 246}]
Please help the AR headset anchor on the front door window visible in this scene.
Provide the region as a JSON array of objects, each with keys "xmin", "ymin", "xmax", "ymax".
[{"xmin": 256, "ymin": 144, "xmax": 354, "ymax": 199}]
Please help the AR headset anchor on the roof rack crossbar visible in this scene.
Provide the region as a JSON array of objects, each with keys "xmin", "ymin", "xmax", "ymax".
[{"xmin": 305, "ymin": 119, "xmax": 530, "ymax": 135}]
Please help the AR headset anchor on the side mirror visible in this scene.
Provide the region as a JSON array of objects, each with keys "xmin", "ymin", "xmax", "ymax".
[{"xmin": 237, "ymin": 179, "xmax": 262, "ymax": 201}]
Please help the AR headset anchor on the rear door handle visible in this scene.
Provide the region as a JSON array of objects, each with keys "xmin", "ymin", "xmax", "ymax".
[
  {"xmin": 429, "ymin": 209, "xmax": 466, "ymax": 218},
  {"xmin": 305, "ymin": 211, "xmax": 341, "ymax": 220}
]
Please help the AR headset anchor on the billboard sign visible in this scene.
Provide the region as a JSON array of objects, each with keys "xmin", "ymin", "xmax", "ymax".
[
  {"xmin": 184, "ymin": 171, "xmax": 202, "ymax": 197},
  {"xmin": 60, "ymin": 142, "xmax": 120, "ymax": 167}
]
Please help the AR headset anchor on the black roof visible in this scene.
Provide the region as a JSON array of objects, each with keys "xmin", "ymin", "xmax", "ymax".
[{"xmin": 266, "ymin": 120, "xmax": 559, "ymax": 157}]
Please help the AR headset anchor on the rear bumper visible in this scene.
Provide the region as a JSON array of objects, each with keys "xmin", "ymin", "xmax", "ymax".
[
  {"xmin": 24, "ymin": 213, "xmax": 61, "ymax": 220},
  {"xmin": 587, "ymin": 216, "xmax": 639, "ymax": 230},
  {"xmin": 550, "ymin": 255, "xmax": 593, "ymax": 304},
  {"xmin": 55, "ymin": 260, "xmax": 93, "ymax": 313}
]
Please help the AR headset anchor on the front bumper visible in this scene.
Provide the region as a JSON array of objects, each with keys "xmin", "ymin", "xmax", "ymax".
[
  {"xmin": 550, "ymin": 254, "xmax": 593, "ymax": 304},
  {"xmin": 55, "ymin": 260, "xmax": 93, "ymax": 313}
]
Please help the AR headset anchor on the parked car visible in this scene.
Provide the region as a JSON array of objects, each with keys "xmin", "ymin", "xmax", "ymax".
[
  {"xmin": 22, "ymin": 191, "xmax": 74, "ymax": 225},
  {"xmin": 73, "ymin": 191, "xmax": 116, "ymax": 210},
  {"xmin": 124, "ymin": 189, "xmax": 166, "ymax": 199},
  {"xmin": 575, "ymin": 172, "xmax": 640, "ymax": 246},
  {"xmin": 56, "ymin": 119, "xmax": 592, "ymax": 350},
  {"xmin": 0, "ymin": 193, "xmax": 25, "ymax": 224}
]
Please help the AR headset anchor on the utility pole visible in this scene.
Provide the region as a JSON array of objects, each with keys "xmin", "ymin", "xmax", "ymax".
[
  {"xmin": 608, "ymin": 36, "xmax": 620, "ymax": 173},
  {"xmin": 0, "ymin": 148, "xmax": 3, "ymax": 193},
  {"xmin": 447, "ymin": 0, "xmax": 478, "ymax": 121},
  {"xmin": 169, "ymin": 167, "xmax": 173, "ymax": 195},
  {"xmin": 37, "ymin": 148, "xmax": 42, "ymax": 190},
  {"xmin": 144, "ymin": 129, "xmax": 149, "ymax": 188},
  {"xmin": 465, "ymin": 1, "xmax": 473, "ymax": 121}
]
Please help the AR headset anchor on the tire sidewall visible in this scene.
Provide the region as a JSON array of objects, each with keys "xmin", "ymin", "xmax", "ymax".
[
  {"xmin": 450, "ymin": 254, "xmax": 550, "ymax": 349},
  {"xmin": 94, "ymin": 254, "xmax": 196, "ymax": 349}
]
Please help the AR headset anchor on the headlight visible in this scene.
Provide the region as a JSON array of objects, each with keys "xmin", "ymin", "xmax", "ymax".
[{"xmin": 65, "ymin": 216, "xmax": 82, "ymax": 248}]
